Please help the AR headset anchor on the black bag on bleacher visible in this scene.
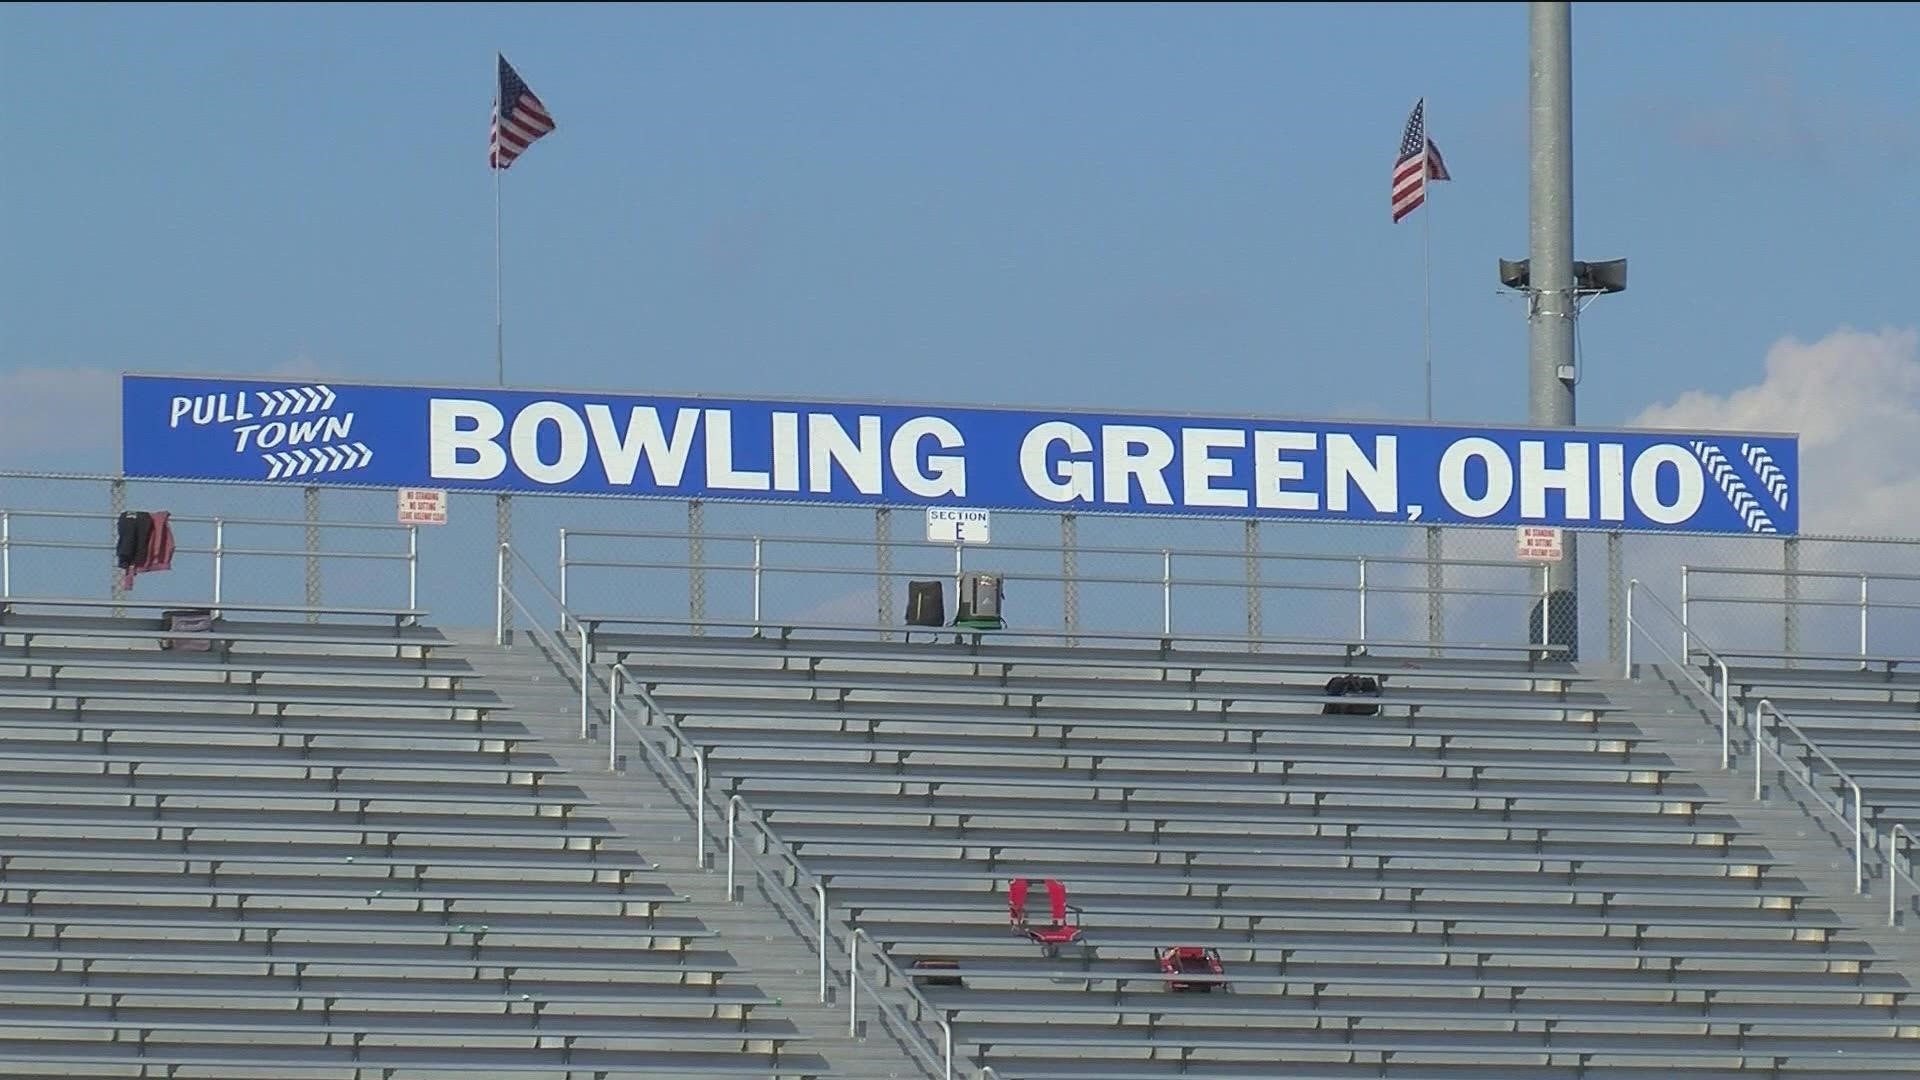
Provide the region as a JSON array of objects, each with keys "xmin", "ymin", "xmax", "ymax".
[
  {"xmin": 905, "ymin": 580, "xmax": 946, "ymax": 627},
  {"xmin": 1321, "ymin": 674, "xmax": 1381, "ymax": 716}
]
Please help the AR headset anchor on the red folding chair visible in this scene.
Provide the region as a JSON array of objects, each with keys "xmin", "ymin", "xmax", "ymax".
[
  {"xmin": 1158, "ymin": 945, "xmax": 1228, "ymax": 992},
  {"xmin": 1007, "ymin": 877, "xmax": 1083, "ymax": 956}
]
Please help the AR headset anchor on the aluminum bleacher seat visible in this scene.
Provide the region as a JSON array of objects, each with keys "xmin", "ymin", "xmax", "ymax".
[
  {"xmin": 597, "ymin": 622, "xmax": 1920, "ymax": 1079},
  {"xmin": 0, "ymin": 600, "xmax": 829, "ymax": 1078}
]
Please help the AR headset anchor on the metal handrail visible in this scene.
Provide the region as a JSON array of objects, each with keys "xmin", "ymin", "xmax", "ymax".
[
  {"xmin": 1889, "ymin": 824, "xmax": 1920, "ymax": 927},
  {"xmin": 1684, "ymin": 562, "xmax": 1920, "ymax": 665},
  {"xmin": 575, "ymin": 613, "xmax": 1569, "ymax": 662},
  {"xmin": 1, "ymin": 507, "xmax": 419, "ymax": 607},
  {"xmin": 1889, "ymin": 822, "xmax": 1920, "ymax": 926},
  {"xmin": 1689, "ymin": 563, "xmax": 1920, "ymax": 585},
  {"xmin": 561, "ymin": 526, "xmax": 1539, "ymax": 571},
  {"xmin": 849, "ymin": 927, "xmax": 954, "ymax": 1080},
  {"xmin": 495, "ymin": 543, "xmax": 592, "ymax": 737},
  {"xmin": 1752, "ymin": 698, "xmax": 1867, "ymax": 894},
  {"xmin": 1624, "ymin": 579, "xmax": 1734, "ymax": 768},
  {"xmin": 607, "ymin": 665, "xmax": 954, "ymax": 1076},
  {"xmin": 562, "ymin": 556, "xmax": 1542, "ymax": 601}
]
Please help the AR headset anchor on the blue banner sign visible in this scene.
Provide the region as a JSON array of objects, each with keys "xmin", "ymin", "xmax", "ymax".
[{"xmin": 121, "ymin": 374, "xmax": 1800, "ymax": 535}]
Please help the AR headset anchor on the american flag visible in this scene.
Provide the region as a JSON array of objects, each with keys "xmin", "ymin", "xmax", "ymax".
[
  {"xmin": 1390, "ymin": 99, "xmax": 1450, "ymax": 223},
  {"xmin": 491, "ymin": 54, "xmax": 555, "ymax": 170}
]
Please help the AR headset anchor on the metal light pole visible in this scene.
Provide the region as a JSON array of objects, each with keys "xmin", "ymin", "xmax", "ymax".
[{"xmin": 1528, "ymin": 1, "xmax": 1578, "ymax": 656}]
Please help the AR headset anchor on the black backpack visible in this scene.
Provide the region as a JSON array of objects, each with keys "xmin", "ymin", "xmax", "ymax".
[{"xmin": 1321, "ymin": 674, "xmax": 1382, "ymax": 716}]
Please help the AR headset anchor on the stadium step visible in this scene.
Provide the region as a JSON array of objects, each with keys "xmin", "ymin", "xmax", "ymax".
[
  {"xmin": 452, "ymin": 634, "xmax": 937, "ymax": 1080},
  {"xmin": 1591, "ymin": 662, "xmax": 1920, "ymax": 979}
]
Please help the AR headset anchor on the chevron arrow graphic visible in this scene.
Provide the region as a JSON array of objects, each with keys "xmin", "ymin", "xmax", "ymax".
[{"xmin": 317, "ymin": 385, "xmax": 336, "ymax": 410}]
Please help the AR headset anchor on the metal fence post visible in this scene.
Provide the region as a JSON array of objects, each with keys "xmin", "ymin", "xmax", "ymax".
[
  {"xmin": 1424, "ymin": 525, "xmax": 1443, "ymax": 651},
  {"xmin": 1160, "ymin": 549, "xmax": 1173, "ymax": 635},
  {"xmin": 1, "ymin": 509, "xmax": 11, "ymax": 599},
  {"xmin": 1357, "ymin": 556, "xmax": 1369, "ymax": 643},
  {"xmin": 109, "ymin": 478, "xmax": 127, "ymax": 613},
  {"xmin": 1859, "ymin": 572, "xmax": 1870, "ymax": 663},
  {"xmin": 876, "ymin": 508, "xmax": 893, "ymax": 640},
  {"xmin": 1783, "ymin": 537, "xmax": 1800, "ymax": 662},
  {"xmin": 1062, "ymin": 513, "xmax": 1080, "ymax": 646},
  {"xmin": 496, "ymin": 495, "xmax": 513, "ymax": 643},
  {"xmin": 1606, "ymin": 531, "xmax": 1623, "ymax": 664},
  {"xmin": 302, "ymin": 485, "xmax": 321, "ymax": 621},
  {"xmin": 213, "ymin": 519, "xmax": 225, "ymax": 607},
  {"xmin": 1244, "ymin": 520, "xmax": 1261, "ymax": 651},
  {"xmin": 688, "ymin": 499, "xmax": 706, "ymax": 636}
]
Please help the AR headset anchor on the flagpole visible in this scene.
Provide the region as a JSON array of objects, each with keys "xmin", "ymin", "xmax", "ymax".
[
  {"xmin": 494, "ymin": 164, "xmax": 504, "ymax": 387},
  {"xmin": 1422, "ymin": 187, "xmax": 1433, "ymax": 420}
]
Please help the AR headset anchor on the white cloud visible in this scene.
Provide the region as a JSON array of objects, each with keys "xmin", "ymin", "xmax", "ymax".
[{"xmin": 1630, "ymin": 327, "xmax": 1920, "ymax": 538}]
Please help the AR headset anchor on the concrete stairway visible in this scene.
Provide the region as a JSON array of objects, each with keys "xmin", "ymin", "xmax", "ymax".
[
  {"xmin": 448, "ymin": 632, "xmax": 936, "ymax": 1080},
  {"xmin": 1595, "ymin": 661, "xmax": 1920, "ymax": 974}
]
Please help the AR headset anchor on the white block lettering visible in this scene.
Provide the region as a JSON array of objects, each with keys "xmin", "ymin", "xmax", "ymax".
[
  {"xmin": 1519, "ymin": 441, "xmax": 1591, "ymax": 520},
  {"xmin": 584, "ymin": 405, "xmax": 697, "ymax": 487},
  {"xmin": 809, "ymin": 414, "xmax": 883, "ymax": 495},
  {"xmin": 512, "ymin": 401, "xmax": 589, "ymax": 485},
  {"xmin": 1326, "ymin": 433, "xmax": 1398, "ymax": 513},
  {"xmin": 891, "ymin": 416, "xmax": 967, "ymax": 498},
  {"xmin": 1253, "ymin": 431, "xmax": 1316, "ymax": 511},
  {"xmin": 1101, "ymin": 425, "xmax": 1175, "ymax": 505},
  {"xmin": 1439, "ymin": 437, "xmax": 1513, "ymax": 518},
  {"xmin": 704, "ymin": 409, "xmax": 770, "ymax": 491},
  {"xmin": 1597, "ymin": 443, "xmax": 1626, "ymax": 521},
  {"xmin": 1631, "ymin": 445, "xmax": 1704, "ymax": 525},
  {"xmin": 1182, "ymin": 428, "xmax": 1246, "ymax": 508},
  {"xmin": 1020, "ymin": 421, "xmax": 1094, "ymax": 504},
  {"xmin": 429, "ymin": 399, "xmax": 507, "ymax": 480}
]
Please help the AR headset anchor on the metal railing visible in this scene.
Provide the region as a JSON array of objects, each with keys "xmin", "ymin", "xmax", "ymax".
[
  {"xmin": 607, "ymin": 669, "xmax": 954, "ymax": 1078},
  {"xmin": 1890, "ymin": 824, "xmax": 1920, "ymax": 927},
  {"xmin": 492, "ymin": 555, "xmax": 954, "ymax": 1072},
  {"xmin": 1624, "ymin": 578, "xmax": 1734, "ymax": 768},
  {"xmin": 0, "ymin": 507, "xmax": 418, "ymax": 607},
  {"xmin": 493, "ymin": 543, "xmax": 592, "ymax": 738},
  {"xmin": 559, "ymin": 527, "xmax": 1549, "ymax": 646},
  {"xmin": 1752, "ymin": 698, "xmax": 1867, "ymax": 894},
  {"xmin": 1684, "ymin": 563, "xmax": 1920, "ymax": 666}
]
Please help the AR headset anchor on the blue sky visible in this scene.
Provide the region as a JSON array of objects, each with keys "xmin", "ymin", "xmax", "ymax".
[{"xmin": 3, "ymin": 2, "xmax": 1918, "ymax": 499}]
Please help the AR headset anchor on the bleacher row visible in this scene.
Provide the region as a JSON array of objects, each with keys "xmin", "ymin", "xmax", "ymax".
[
  {"xmin": 0, "ymin": 597, "xmax": 829, "ymax": 1078},
  {"xmin": 3, "ymin": 579, "xmax": 1919, "ymax": 1078},
  {"xmin": 588, "ymin": 617, "xmax": 1920, "ymax": 1079}
]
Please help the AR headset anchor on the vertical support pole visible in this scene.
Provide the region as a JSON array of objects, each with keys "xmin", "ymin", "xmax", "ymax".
[
  {"xmin": 495, "ymin": 543, "xmax": 507, "ymax": 646},
  {"xmin": 1063, "ymin": 513, "xmax": 1080, "ymax": 647},
  {"xmin": 1859, "ymin": 573, "xmax": 1871, "ymax": 665},
  {"xmin": 1528, "ymin": 0, "xmax": 1579, "ymax": 658},
  {"xmin": 495, "ymin": 495, "xmax": 514, "ymax": 644},
  {"xmin": 954, "ymin": 539, "xmax": 965, "ymax": 606},
  {"xmin": 1753, "ymin": 702, "xmax": 1763, "ymax": 800},
  {"xmin": 1161, "ymin": 549, "xmax": 1173, "ymax": 636},
  {"xmin": 406, "ymin": 526, "xmax": 418, "ymax": 611},
  {"xmin": 1679, "ymin": 565, "xmax": 1691, "ymax": 664},
  {"xmin": 1357, "ymin": 557, "xmax": 1369, "ymax": 644},
  {"xmin": 213, "ymin": 519, "xmax": 225, "ymax": 608},
  {"xmin": 609, "ymin": 665, "xmax": 620, "ymax": 771},
  {"xmin": 578, "ymin": 624, "xmax": 591, "ymax": 740},
  {"xmin": 1244, "ymin": 520, "xmax": 1261, "ymax": 652},
  {"xmin": 1854, "ymin": 783, "xmax": 1864, "ymax": 894},
  {"xmin": 109, "ymin": 478, "xmax": 127, "ymax": 613},
  {"xmin": 1622, "ymin": 579, "xmax": 1635, "ymax": 677},
  {"xmin": 1782, "ymin": 537, "xmax": 1800, "ymax": 661},
  {"xmin": 0, "ymin": 508, "xmax": 10, "ymax": 599},
  {"xmin": 558, "ymin": 527, "xmax": 569, "ymax": 621},
  {"xmin": 816, "ymin": 883, "xmax": 829, "ymax": 1003},
  {"xmin": 1424, "ymin": 525, "xmax": 1443, "ymax": 654},
  {"xmin": 875, "ymin": 508, "xmax": 893, "ymax": 639},
  {"xmin": 751, "ymin": 537, "xmax": 764, "ymax": 633},
  {"xmin": 688, "ymin": 500, "xmax": 706, "ymax": 636},
  {"xmin": 303, "ymin": 485, "xmax": 320, "ymax": 622},
  {"xmin": 1606, "ymin": 531, "xmax": 1623, "ymax": 664}
]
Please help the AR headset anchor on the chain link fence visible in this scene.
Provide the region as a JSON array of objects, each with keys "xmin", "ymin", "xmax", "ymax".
[{"xmin": 6, "ymin": 469, "xmax": 1915, "ymax": 663}]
